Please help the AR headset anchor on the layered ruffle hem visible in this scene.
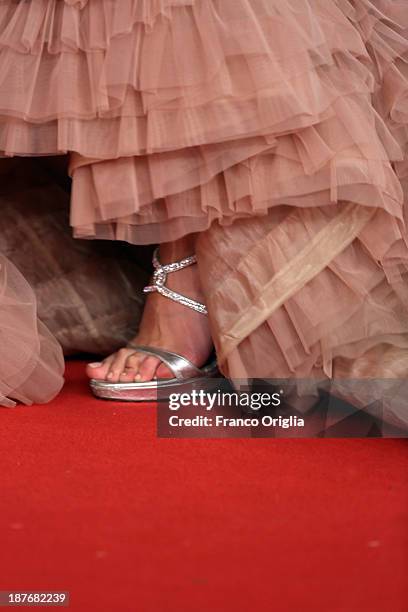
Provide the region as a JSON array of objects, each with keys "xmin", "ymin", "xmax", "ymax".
[{"xmin": 0, "ymin": 0, "xmax": 408, "ymax": 424}]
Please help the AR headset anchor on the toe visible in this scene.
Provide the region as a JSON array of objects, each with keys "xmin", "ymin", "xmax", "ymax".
[
  {"xmin": 138, "ymin": 356, "xmax": 163, "ymax": 382},
  {"xmin": 119, "ymin": 370, "xmax": 134, "ymax": 382},
  {"xmin": 122, "ymin": 353, "xmax": 144, "ymax": 381},
  {"xmin": 86, "ymin": 358, "xmax": 112, "ymax": 381},
  {"xmin": 106, "ymin": 348, "xmax": 136, "ymax": 382},
  {"xmin": 156, "ymin": 362, "xmax": 174, "ymax": 379}
]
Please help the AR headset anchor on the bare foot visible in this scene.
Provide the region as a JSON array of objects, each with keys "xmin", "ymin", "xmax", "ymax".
[{"xmin": 86, "ymin": 235, "xmax": 213, "ymax": 383}]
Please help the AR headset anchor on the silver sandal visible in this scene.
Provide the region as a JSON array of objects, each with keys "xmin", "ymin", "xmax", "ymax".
[{"xmin": 90, "ymin": 248, "xmax": 219, "ymax": 402}]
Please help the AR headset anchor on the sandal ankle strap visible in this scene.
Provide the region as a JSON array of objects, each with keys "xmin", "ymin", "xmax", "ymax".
[{"xmin": 143, "ymin": 247, "xmax": 208, "ymax": 315}]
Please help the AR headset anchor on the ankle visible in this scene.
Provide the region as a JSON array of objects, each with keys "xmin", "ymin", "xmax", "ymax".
[{"xmin": 158, "ymin": 234, "xmax": 197, "ymax": 265}]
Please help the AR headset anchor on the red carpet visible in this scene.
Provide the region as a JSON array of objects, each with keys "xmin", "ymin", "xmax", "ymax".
[{"xmin": 0, "ymin": 361, "xmax": 407, "ymax": 611}]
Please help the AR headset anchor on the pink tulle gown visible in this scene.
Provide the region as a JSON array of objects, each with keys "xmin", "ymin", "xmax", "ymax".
[{"xmin": 1, "ymin": 0, "xmax": 408, "ymax": 423}]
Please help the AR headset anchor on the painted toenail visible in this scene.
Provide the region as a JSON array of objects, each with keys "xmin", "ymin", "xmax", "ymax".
[{"xmin": 88, "ymin": 362, "xmax": 102, "ymax": 368}]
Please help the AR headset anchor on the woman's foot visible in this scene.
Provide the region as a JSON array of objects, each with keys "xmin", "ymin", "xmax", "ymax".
[{"xmin": 86, "ymin": 235, "xmax": 213, "ymax": 383}]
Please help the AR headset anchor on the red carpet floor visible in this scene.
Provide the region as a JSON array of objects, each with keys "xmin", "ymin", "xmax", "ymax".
[{"xmin": 0, "ymin": 361, "xmax": 407, "ymax": 612}]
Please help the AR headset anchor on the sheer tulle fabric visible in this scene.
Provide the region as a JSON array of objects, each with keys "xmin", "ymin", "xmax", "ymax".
[
  {"xmin": 0, "ymin": 255, "xmax": 64, "ymax": 407},
  {"xmin": 0, "ymin": 0, "xmax": 408, "ymax": 421}
]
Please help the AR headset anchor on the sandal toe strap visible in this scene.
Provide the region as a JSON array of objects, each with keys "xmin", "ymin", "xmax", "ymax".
[{"xmin": 127, "ymin": 344, "xmax": 204, "ymax": 380}]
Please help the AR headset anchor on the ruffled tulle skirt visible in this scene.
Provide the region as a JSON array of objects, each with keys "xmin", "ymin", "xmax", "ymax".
[{"xmin": 1, "ymin": 0, "xmax": 408, "ymax": 425}]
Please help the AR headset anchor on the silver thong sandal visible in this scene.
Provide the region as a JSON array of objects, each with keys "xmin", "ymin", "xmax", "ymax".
[{"xmin": 90, "ymin": 248, "xmax": 219, "ymax": 402}]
